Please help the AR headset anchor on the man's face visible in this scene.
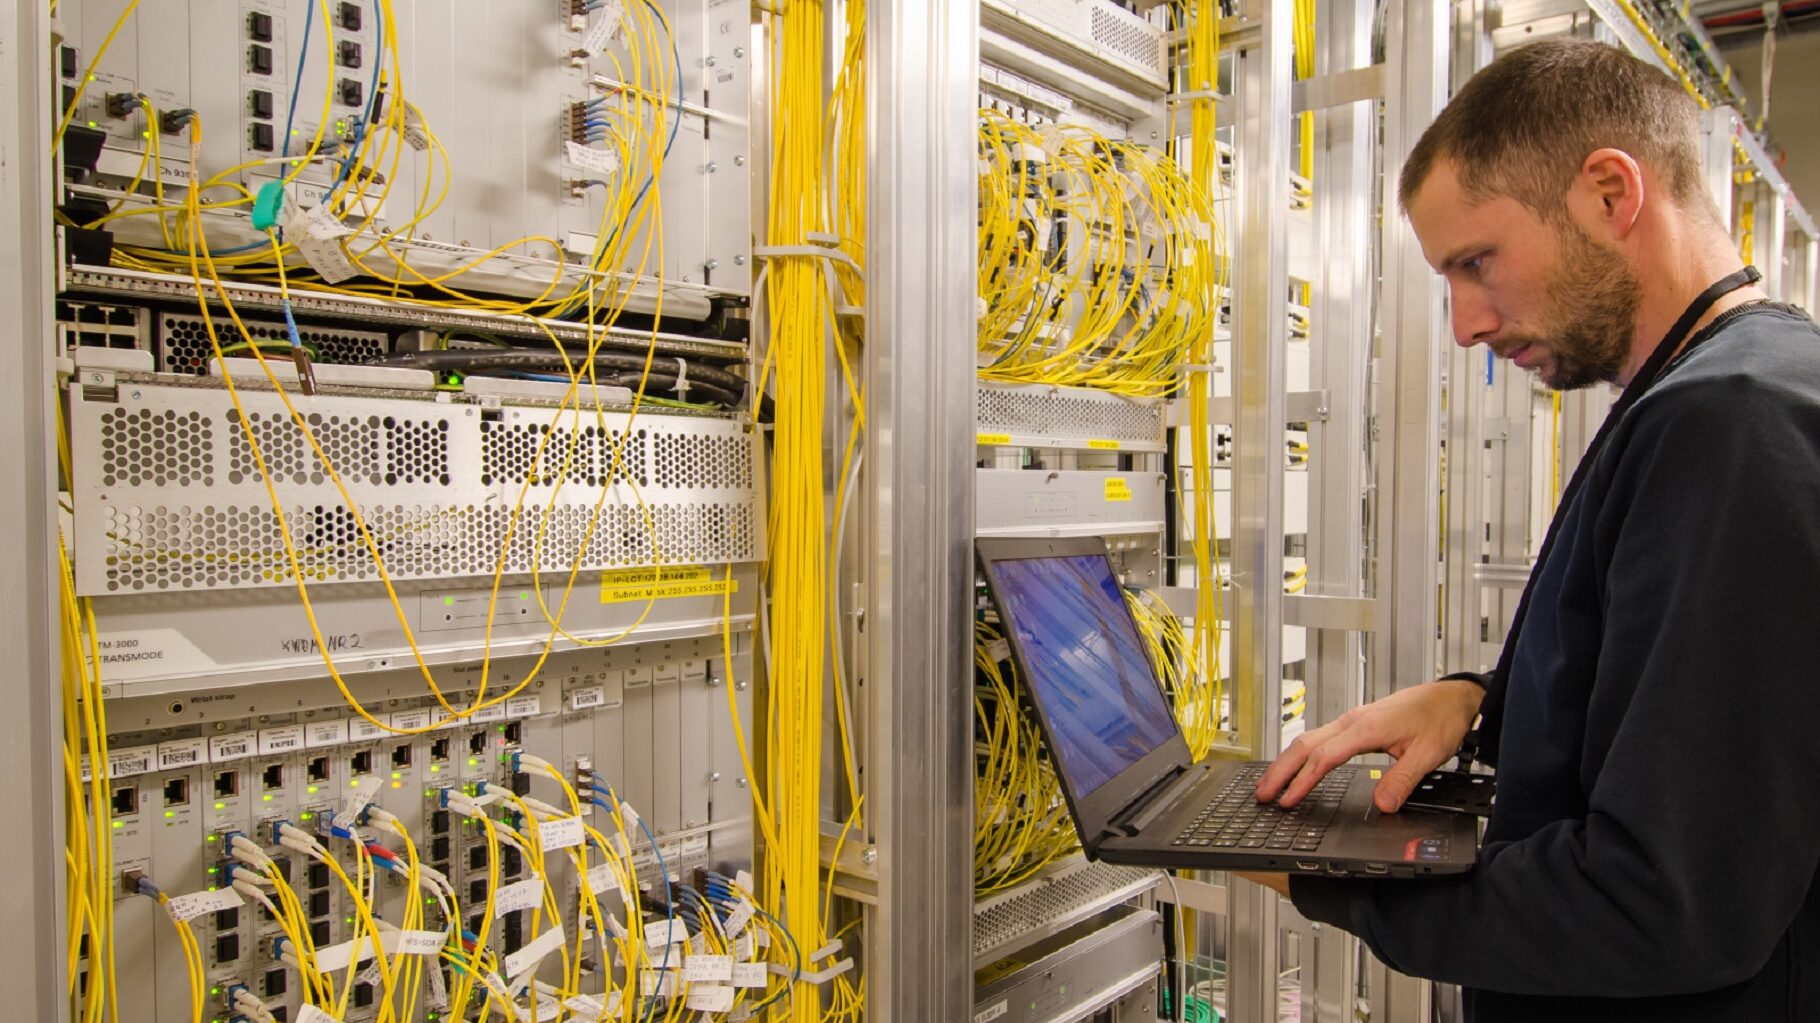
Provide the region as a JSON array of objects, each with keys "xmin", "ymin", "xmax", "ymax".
[{"xmin": 1408, "ymin": 161, "xmax": 1641, "ymax": 390}]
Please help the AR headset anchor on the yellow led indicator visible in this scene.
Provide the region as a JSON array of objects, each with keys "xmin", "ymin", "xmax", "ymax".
[
  {"xmin": 140, "ymin": 131, "xmax": 149, "ymax": 139},
  {"xmin": 467, "ymin": 758, "xmax": 479, "ymax": 766},
  {"xmin": 391, "ymin": 780, "xmax": 402, "ymax": 789},
  {"xmin": 261, "ymin": 794, "xmax": 273, "ymax": 802},
  {"xmin": 1369, "ymin": 768, "xmax": 1383, "ymax": 780},
  {"xmin": 391, "ymin": 772, "xmax": 402, "ymax": 781},
  {"xmin": 164, "ymin": 810, "xmax": 175, "ymax": 819},
  {"xmin": 430, "ymin": 765, "xmax": 441, "ymax": 773},
  {"xmin": 307, "ymin": 786, "xmax": 319, "ymax": 795},
  {"xmin": 350, "ymin": 780, "xmax": 360, "ymax": 788},
  {"xmin": 111, "ymin": 821, "xmax": 123, "ymax": 829},
  {"xmin": 86, "ymin": 120, "xmax": 98, "ymax": 128}
]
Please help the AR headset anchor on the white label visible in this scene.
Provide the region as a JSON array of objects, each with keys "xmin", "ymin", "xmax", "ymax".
[
  {"xmin": 341, "ymin": 774, "xmax": 380, "ymax": 815},
  {"xmin": 164, "ymin": 886, "xmax": 244, "ymax": 923},
  {"xmin": 684, "ymin": 955, "xmax": 734, "ymax": 983},
  {"xmin": 384, "ymin": 929, "xmax": 447, "ymax": 956},
  {"xmin": 723, "ymin": 900, "xmax": 755, "ymax": 938},
  {"xmin": 583, "ymin": 862, "xmax": 619, "ymax": 896},
  {"xmin": 156, "ymin": 738, "xmax": 208, "ymax": 771},
  {"xmin": 426, "ymin": 962, "xmax": 449, "ymax": 1009},
  {"xmin": 506, "ymin": 695, "xmax": 542, "ymax": 719},
  {"xmin": 472, "ymin": 702, "xmax": 508, "ymax": 724},
  {"xmin": 493, "ymin": 877, "xmax": 545, "ymax": 916},
  {"xmin": 297, "ymin": 1007, "xmax": 343, "ymax": 1023},
  {"xmin": 356, "ymin": 961, "xmax": 382, "ymax": 989},
  {"xmin": 985, "ymin": 638, "xmax": 1010, "ymax": 662},
  {"xmin": 349, "ymin": 718, "xmax": 386, "ymax": 742},
  {"xmin": 563, "ymin": 992, "xmax": 620, "ymax": 1018},
  {"xmin": 209, "ymin": 731, "xmax": 258, "ymax": 764},
  {"xmin": 314, "ymin": 934, "xmax": 381, "ymax": 973},
  {"xmin": 107, "ymin": 745, "xmax": 156, "ymax": 779},
  {"xmin": 92, "ymin": 628, "xmax": 217, "ymax": 681},
  {"xmin": 390, "ymin": 709, "xmax": 432, "ymax": 731},
  {"xmin": 734, "ymin": 869, "xmax": 754, "ymax": 891},
  {"xmin": 258, "ymin": 725, "xmax": 306, "ymax": 755},
  {"xmin": 974, "ymin": 1001, "xmax": 1009, "ymax": 1023},
  {"xmin": 502, "ymin": 922, "xmax": 565, "ymax": 980},
  {"xmin": 288, "ymin": 205, "xmax": 358, "ymax": 284},
  {"xmin": 685, "ymin": 985, "xmax": 735, "ymax": 1013},
  {"xmin": 644, "ymin": 918, "xmax": 688, "ymax": 949},
  {"xmin": 581, "ymin": 0, "xmax": 625, "ymax": 53},
  {"xmin": 401, "ymin": 103, "xmax": 430, "ymax": 151},
  {"xmin": 539, "ymin": 816, "xmax": 585, "ymax": 851},
  {"xmin": 568, "ymin": 685, "xmax": 606, "ymax": 711},
  {"xmin": 304, "ymin": 720, "xmax": 349, "ymax": 749},
  {"xmin": 732, "ymin": 962, "xmax": 767, "ymax": 988},
  {"xmin": 513, "ymin": 1001, "xmax": 564, "ymax": 1023}
]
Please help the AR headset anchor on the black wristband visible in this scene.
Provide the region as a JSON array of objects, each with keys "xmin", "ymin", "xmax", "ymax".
[{"xmin": 1439, "ymin": 670, "xmax": 1492, "ymax": 690}]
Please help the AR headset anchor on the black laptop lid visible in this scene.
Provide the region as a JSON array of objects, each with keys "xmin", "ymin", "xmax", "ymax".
[{"xmin": 977, "ymin": 536, "xmax": 1193, "ymax": 852}]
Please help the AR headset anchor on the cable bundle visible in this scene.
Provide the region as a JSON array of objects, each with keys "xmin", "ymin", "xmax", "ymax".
[{"xmin": 976, "ymin": 111, "xmax": 1221, "ymax": 398}]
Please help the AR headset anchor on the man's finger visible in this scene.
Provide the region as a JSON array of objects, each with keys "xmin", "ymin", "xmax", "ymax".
[
  {"xmin": 1277, "ymin": 727, "xmax": 1379, "ymax": 807},
  {"xmin": 1373, "ymin": 743, "xmax": 1448, "ymax": 813},
  {"xmin": 1256, "ymin": 720, "xmax": 1344, "ymax": 801}
]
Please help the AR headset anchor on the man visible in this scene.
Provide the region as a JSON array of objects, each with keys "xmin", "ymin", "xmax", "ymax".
[{"xmin": 1244, "ymin": 39, "xmax": 1820, "ymax": 1022}]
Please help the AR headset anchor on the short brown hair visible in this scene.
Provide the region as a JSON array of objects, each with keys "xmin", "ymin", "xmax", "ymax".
[{"xmin": 1398, "ymin": 40, "xmax": 1711, "ymax": 219}]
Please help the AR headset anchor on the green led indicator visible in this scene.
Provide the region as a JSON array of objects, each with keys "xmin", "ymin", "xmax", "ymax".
[
  {"xmin": 519, "ymin": 591, "xmax": 529, "ymax": 600},
  {"xmin": 164, "ymin": 810, "xmax": 175, "ymax": 819},
  {"xmin": 214, "ymin": 802, "xmax": 225, "ymax": 810},
  {"xmin": 444, "ymin": 597, "xmax": 454, "ymax": 606},
  {"xmin": 140, "ymin": 131, "xmax": 149, "ymax": 139},
  {"xmin": 307, "ymin": 785, "xmax": 319, "ymax": 795},
  {"xmin": 299, "ymin": 811, "xmax": 314, "ymax": 821},
  {"xmin": 207, "ymin": 866, "xmax": 218, "ymax": 875},
  {"xmin": 86, "ymin": 120, "xmax": 98, "ymax": 128},
  {"xmin": 209, "ymin": 986, "xmax": 219, "ymax": 996},
  {"xmin": 206, "ymin": 834, "xmax": 218, "ymax": 843},
  {"xmin": 345, "ymin": 915, "xmax": 354, "ymax": 925},
  {"xmin": 467, "ymin": 758, "xmax": 478, "ymax": 767},
  {"xmin": 261, "ymin": 794, "xmax": 273, "ymax": 802},
  {"xmin": 391, "ymin": 772, "xmax": 402, "ymax": 781},
  {"xmin": 111, "ymin": 820, "xmax": 122, "ymax": 829}
]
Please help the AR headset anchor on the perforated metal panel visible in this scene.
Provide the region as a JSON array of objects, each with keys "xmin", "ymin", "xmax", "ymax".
[
  {"xmin": 156, "ymin": 311, "xmax": 390, "ymax": 375},
  {"xmin": 72, "ymin": 383, "xmax": 765, "ymax": 596},
  {"xmin": 976, "ymin": 382, "xmax": 1166, "ymax": 450},
  {"xmin": 973, "ymin": 857, "xmax": 1162, "ymax": 966},
  {"xmin": 1087, "ymin": 5, "xmax": 1166, "ymax": 79}
]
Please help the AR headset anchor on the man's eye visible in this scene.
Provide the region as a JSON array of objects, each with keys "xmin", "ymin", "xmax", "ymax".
[{"xmin": 1462, "ymin": 256, "xmax": 1484, "ymax": 273}]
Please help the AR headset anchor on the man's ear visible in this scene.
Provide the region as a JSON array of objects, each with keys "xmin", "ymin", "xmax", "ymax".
[{"xmin": 1571, "ymin": 147, "xmax": 1644, "ymax": 241}]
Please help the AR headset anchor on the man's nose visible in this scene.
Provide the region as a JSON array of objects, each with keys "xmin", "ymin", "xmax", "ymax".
[{"xmin": 1449, "ymin": 285, "xmax": 1499, "ymax": 349}]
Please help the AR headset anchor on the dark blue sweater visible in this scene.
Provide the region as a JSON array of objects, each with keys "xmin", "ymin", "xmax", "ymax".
[{"xmin": 1293, "ymin": 304, "xmax": 1820, "ymax": 1022}]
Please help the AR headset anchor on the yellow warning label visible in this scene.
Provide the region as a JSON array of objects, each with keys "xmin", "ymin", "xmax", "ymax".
[
  {"xmin": 1104, "ymin": 477, "xmax": 1132, "ymax": 502},
  {"xmin": 976, "ymin": 432, "xmax": 1012, "ymax": 446},
  {"xmin": 600, "ymin": 566, "xmax": 737, "ymax": 603},
  {"xmin": 1087, "ymin": 438, "xmax": 1120, "ymax": 450}
]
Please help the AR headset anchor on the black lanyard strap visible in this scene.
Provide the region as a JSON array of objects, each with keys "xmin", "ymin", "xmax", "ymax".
[{"xmin": 1471, "ymin": 265, "xmax": 1762, "ymax": 767}]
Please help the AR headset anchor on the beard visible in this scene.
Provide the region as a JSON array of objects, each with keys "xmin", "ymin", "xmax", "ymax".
[{"xmin": 1498, "ymin": 221, "xmax": 1641, "ymax": 390}]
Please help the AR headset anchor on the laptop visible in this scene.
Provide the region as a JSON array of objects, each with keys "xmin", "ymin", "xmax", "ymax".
[{"xmin": 977, "ymin": 535, "xmax": 1479, "ymax": 878}]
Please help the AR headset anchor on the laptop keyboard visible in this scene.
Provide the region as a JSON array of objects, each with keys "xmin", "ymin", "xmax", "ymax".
[{"xmin": 1171, "ymin": 765, "xmax": 1355, "ymax": 851}]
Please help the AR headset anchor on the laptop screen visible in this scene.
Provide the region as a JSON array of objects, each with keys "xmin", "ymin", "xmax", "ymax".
[{"xmin": 989, "ymin": 552, "xmax": 1181, "ymax": 798}]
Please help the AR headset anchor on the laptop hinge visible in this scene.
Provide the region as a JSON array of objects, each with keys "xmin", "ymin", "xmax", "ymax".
[{"xmin": 1104, "ymin": 765, "xmax": 1200, "ymax": 839}]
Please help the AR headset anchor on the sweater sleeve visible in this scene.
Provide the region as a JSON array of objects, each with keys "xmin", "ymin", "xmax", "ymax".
[{"xmin": 1291, "ymin": 373, "xmax": 1820, "ymax": 997}]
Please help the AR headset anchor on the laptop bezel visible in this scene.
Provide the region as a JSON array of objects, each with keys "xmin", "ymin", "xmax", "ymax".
[{"xmin": 975, "ymin": 535, "xmax": 1195, "ymax": 857}]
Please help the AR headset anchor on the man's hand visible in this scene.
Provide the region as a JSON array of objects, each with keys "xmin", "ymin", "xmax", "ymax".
[
  {"xmin": 1255, "ymin": 680, "xmax": 1485, "ymax": 813},
  {"xmin": 1234, "ymin": 871, "xmax": 1292, "ymax": 899}
]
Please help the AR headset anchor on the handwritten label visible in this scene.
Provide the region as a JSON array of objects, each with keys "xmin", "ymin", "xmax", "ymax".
[
  {"xmin": 564, "ymin": 141, "xmax": 620, "ymax": 178},
  {"xmin": 538, "ymin": 816, "xmax": 585, "ymax": 851},
  {"xmin": 288, "ymin": 204, "xmax": 358, "ymax": 284},
  {"xmin": 684, "ymin": 955, "xmax": 734, "ymax": 983},
  {"xmin": 502, "ymin": 922, "xmax": 565, "ymax": 980},
  {"xmin": 1104, "ymin": 477, "xmax": 1133, "ymax": 502},
  {"xmin": 165, "ymin": 886, "xmax": 244, "ymax": 923},
  {"xmin": 644, "ymin": 918, "xmax": 689, "ymax": 949},
  {"xmin": 583, "ymin": 862, "xmax": 619, "ymax": 896},
  {"xmin": 637, "ymin": 969, "xmax": 678, "ymax": 998},
  {"xmin": 732, "ymin": 961, "xmax": 767, "ymax": 988},
  {"xmin": 984, "ymin": 638, "xmax": 1011, "ymax": 663},
  {"xmin": 686, "ymin": 985, "xmax": 735, "ymax": 1013},
  {"xmin": 157, "ymin": 738, "xmax": 208, "ymax": 771},
  {"xmin": 297, "ymin": 1007, "xmax": 344, "ymax": 1023},
  {"xmin": 494, "ymin": 877, "xmax": 545, "ymax": 916},
  {"xmin": 209, "ymin": 730, "xmax": 258, "ymax": 764},
  {"xmin": 723, "ymin": 900, "xmax": 755, "ymax": 938}
]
